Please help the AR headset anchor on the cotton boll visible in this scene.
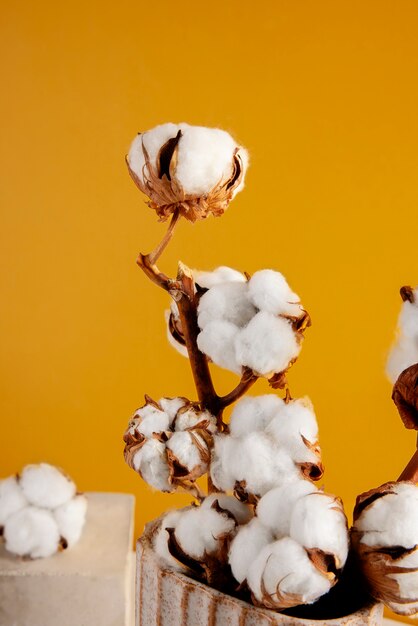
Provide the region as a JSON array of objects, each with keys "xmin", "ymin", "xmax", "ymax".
[
  {"xmin": 135, "ymin": 407, "xmax": 170, "ymax": 438},
  {"xmin": 0, "ymin": 476, "xmax": 27, "ymax": 526},
  {"xmin": 229, "ymin": 518, "xmax": 274, "ymax": 584},
  {"xmin": 248, "ymin": 270, "xmax": 303, "ymax": 318},
  {"xmin": 153, "ymin": 510, "xmax": 188, "ymax": 572},
  {"xmin": 174, "ymin": 506, "xmax": 236, "ymax": 560},
  {"xmin": 127, "ymin": 123, "xmax": 179, "ymax": 185},
  {"xmin": 202, "ymin": 494, "xmax": 253, "ymax": 525},
  {"xmin": 20, "ymin": 464, "xmax": 76, "ymax": 509},
  {"xmin": 235, "ymin": 311, "xmax": 301, "ymax": 377},
  {"xmin": 54, "ymin": 494, "xmax": 87, "ymax": 547},
  {"xmin": 159, "ymin": 397, "xmax": 187, "ymax": 423},
  {"xmin": 166, "ymin": 431, "xmax": 204, "ymax": 475},
  {"xmin": 4, "ymin": 506, "xmax": 60, "ymax": 558},
  {"xmin": 355, "ymin": 482, "xmax": 418, "ymax": 549},
  {"xmin": 257, "ymin": 480, "xmax": 318, "ymax": 538},
  {"xmin": 290, "ymin": 493, "xmax": 349, "ymax": 568},
  {"xmin": 133, "ymin": 439, "xmax": 172, "ymax": 492},
  {"xmin": 247, "ymin": 537, "xmax": 332, "ymax": 608},
  {"xmin": 197, "ymin": 282, "xmax": 255, "ymax": 329},
  {"xmin": 229, "ymin": 394, "xmax": 284, "ymax": 437},
  {"xmin": 197, "ymin": 320, "xmax": 242, "ymax": 375},
  {"xmin": 265, "ymin": 398, "xmax": 320, "ymax": 463},
  {"xmin": 193, "ymin": 266, "xmax": 246, "ymax": 289},
  {"xmin": 175, "ymin": 124, "xmax": 243, "ymax": 196}
]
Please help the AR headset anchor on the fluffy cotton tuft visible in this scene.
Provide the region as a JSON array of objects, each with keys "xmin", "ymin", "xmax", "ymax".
[
  {"xmin": 197, "ymin": 320, "xmax": 242, "ymax": 374},
  {"xmin": 387, "ymin": 287, "xmax": 418, "ymax": 383},
  {"xmin": 19, "ymin": 464, "xmax": 76, "ymax": 509},
  {"xmin": 265, "ymin": 398, "xmax": 320, "ymax": 463},
  {"xmin": 173, "ymin": 505, "xmax": 236, "ymax": 560},
  {"xmin": 4, "ymin": 507, "xmax": 61, "ymax": 559},
  {"xmin": 198, "ymin": 282, "xmax": 256, "ymax": 330},
  {"xmin": 133, "ymin": 439, "xmax": 172, "ymax": 492},
  {"xmin": 229, "ymin": 518, "xmax": 273, "ymax": 583},
  {"xmin": 193, "ymin": 266, "xmax": 246, "ymax": 289},
  {"xmin": 229, "ymin": 394, "xmax": 284, "ymax": 437},
  {"xmin": 247, "ymin": 537, "xmax": 332, "ymax": 608},
  {"xmin": 153, "ymin": 510, "xmax": 187, "ymax": 572},
  {"xmin": 54, "ymin": 494, "xmax": 88, "ymax": 548},
  {"xmin": 0, "ymin": 476, "xmax": 28, "ymax": 526},
  {"xmin": 235, "ymin": 312, "xmax": 300, "ymax": 376},
  {"xmin": 201, "ymin": 493, "xmax": 253, "ymax": 525},
  {"xmin": 248, "ymin": 270, "xmax": 303, "ymax": 318},
  {"xmin": 257, "ymin": 480, "xmax": 318, "ymax": 537}
]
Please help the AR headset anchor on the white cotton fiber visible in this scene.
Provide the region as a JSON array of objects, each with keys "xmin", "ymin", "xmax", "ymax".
[
  {"xmin": 229, "ymin": 394, "xmax": 284, "ymax": 437},
  {"xmin": 133, "ymin": 439, "xmax": 172, "ymax": 492},
  {"xmin": 290, "ymin": 493, "xmax": 349, "ymax": 568},
  {"xmin": 265, "ymin": 398, "xmax": 319, "ymax": 463},
  {"xmin": 247, "ymin": 537, "xmax": 331, "ymax": 606},
  {"xmin": 127, "ymin": 123, "xmax": 179, "ymax": 185},
  {"xmin": 153, "ymin": 509, "xmax": 187, "ymax": 571},
  {"xmin": 136, "ymin": 407, "xmax": 170, "ymax": 438},
  {"xmin": 174, "ymin": 124, "xmax": 245, "ymax": 196},
  {"xmin": 234, "ymin": 311, "xmax": 300, "ymax": 376},
  {"xmin": 387, "ymin": 290, "xmax": 418, "ymax": 382},
  {"xmin": 4, "ymin": 506, "xmax": 60, "ymax": 559},
  {"xmin": 174, "ymin": 407, "xmax": 215, "ymax": 432},
  {"xmin": 229, "ymin": 518, "xmax": 274, "ymax": 583},
  {"xmin": 0, "ymin": 476, "xmax": 27, "ymax": 526},
  {"xmin": 197, "ymin": 320, "xmax": 242, "ymax": 374},
  {"xmin": 193, "ymin": 266, "xmax": 246, "ymax": 289},
  {"xmin": 19, "ymin": 464, "xmax": 76, "ymax": 509},
  {"xmin": 356, "ymin": 482, "xmax": 418, "ymax": 549},
  {"xmin": 197, "ymin": 282, "xmax": 256, "ymax": 329},
  {"xmin": 201, "ymin": 493, "xmax": 253, "ymax": 525},
  {"xmin": 166, "ymin": 431, "xmax": 202, "ymax": 472},
  {"xmin": 54, "ymin": 494, "xmax": 87, "ymax": 547},
  {"xmin": 257, "ymin": 480, "xmax": 318, "ymax": 538},
  {"xmin": 174, "ymin": 506, "xmax": 236, "ymax": 560},
  {"xmin": 248, "ymin": 270, "xmax": 303, "ymax": 318},
  {"xmin": 159, "ymin": 397, "xmax": 187, "ymax": 422},
  {"xmin": 210, "ymin": 435, "xmax": 236, "ymax": 491}
]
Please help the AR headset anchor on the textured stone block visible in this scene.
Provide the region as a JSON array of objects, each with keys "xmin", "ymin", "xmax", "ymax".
[{"xmin": 0, "ymin": 492, "xmax": 135, "ymax": 626}]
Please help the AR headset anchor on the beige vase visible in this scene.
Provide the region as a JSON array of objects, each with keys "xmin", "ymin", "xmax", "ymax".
[{"xmin": 136, "ymin": 519, "xmax": 383, "ymax": 626}]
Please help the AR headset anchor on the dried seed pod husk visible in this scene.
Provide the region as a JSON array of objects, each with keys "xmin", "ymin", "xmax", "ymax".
[
  {"xmin": 392, "ymin": 363, "xmax": 418, "ymax": 430},
  {"xmin": 352, "ymin": 481, "xmax": 418, "ymax": 616}
]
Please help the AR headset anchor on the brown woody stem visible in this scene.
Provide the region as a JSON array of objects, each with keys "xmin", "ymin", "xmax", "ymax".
[{"xmin": 218, "ymin": 370, "xmax": 258, "ymax": 410}]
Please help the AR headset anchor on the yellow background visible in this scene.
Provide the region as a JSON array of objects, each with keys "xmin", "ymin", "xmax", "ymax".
[{"xmin": 1, "ymin": 1, "xmax": 417, "ymax": 620}]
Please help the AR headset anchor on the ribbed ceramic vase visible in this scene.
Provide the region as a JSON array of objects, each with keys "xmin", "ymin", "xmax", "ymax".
[{"xmin": 136, "ymin": 519, "xmax": 383, "ymax": 626}]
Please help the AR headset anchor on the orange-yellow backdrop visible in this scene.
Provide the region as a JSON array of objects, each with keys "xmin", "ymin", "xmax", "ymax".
[{"xmin": 1, "ymin": 1, "xmax": 418, "ymax": 620}]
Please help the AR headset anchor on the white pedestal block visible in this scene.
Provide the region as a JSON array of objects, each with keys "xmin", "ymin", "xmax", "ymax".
[{"xmin": 0, "ymin": 492, "xmax": 135, "ymax": 626}]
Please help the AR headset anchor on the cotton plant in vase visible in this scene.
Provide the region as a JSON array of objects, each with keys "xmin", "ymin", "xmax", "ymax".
[{"xmin": 123, "ymin": 123, "xmax": 416, "ymax": 624}]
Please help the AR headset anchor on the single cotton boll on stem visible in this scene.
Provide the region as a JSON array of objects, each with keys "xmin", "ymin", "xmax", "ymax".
[
  {"xmin": 257, "ymin": 480, "xmax": 318, "ymax": 538},
  {"xmin": 54, "ymin": 494, "xmax": 88, "ymax": 548},
  {"xmin": 234, "ymin": 311, "xmax": 301, "ymax": 377},
  {"xmin": 248, "ymin": 270, "xmax": 303, "ymax": 318},
  {"xmin": 229, "ymin": 518, "xmax": 274, "ymax": 584},
  {"xmin": 0, "ymin": 476, "xmax": 27, "ymax": 526},
  {"xmin": 20, "ymin": 464, "xmax": 76, "ymax": 509},
  {"xmin": 290, "ymin": 493, "xmax": 349, "ymax": 568},
  {"xmin": 4, "ymin": 507, "xmax": 61, "ymax": 559},
  {"xmin": 197, "ymin": 282, "xmax": 256, "ymax": 329},
  {"xmin": 197, "ymin": 320, "xmax": 242, "ymax": 375},
  {"xmin": 229, "ymin": 395, "xmax": 285, "ymax": 437}
]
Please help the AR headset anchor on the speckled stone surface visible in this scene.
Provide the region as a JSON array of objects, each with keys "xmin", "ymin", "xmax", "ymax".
[
  {"xmin": 0, "ymin": 492, "xmax": 135, "ymax": 626},
  {"xmin": 136, "ymin": 519, "xmax": 384, "ymax": 626}
]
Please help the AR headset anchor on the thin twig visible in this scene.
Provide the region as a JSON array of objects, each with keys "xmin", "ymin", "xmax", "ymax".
[
  {"xmin": 148, "ymin": 209, "xmax": 181, "ymax": 265},
  {"xmin": 218, "ymin": 369, "xmax": 258, "ymax": 410}
]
